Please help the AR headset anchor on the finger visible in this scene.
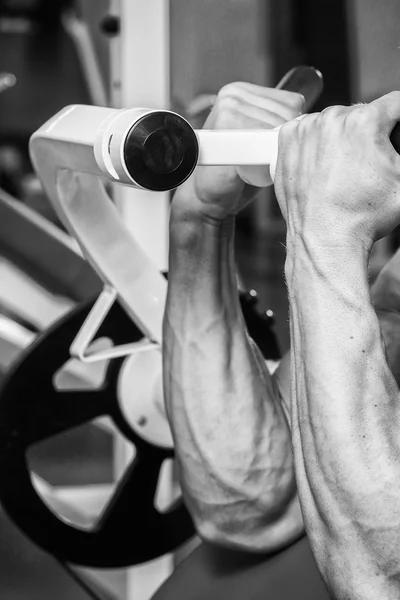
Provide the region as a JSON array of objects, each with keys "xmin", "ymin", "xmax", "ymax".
[
  {"xmin": 209, "ymin": 103, "xmax": 286, "ymax": 130},
  {"xmin": 225, "ymin": 86, "xmax": 304, "ymax": 122},
  {"xmin": 235, "ymin": 100, "xmax": 288, "ymax": 128},
  {"xmin": 279, "ymin": 111, "xmax": 320, "ymax": 149},
  {"xmin": 230, "ymin": 81, "xmax": 306, "ymax": 111},
  {"xmin": 229, "ymin": 86, "xmax": 304, "ymax": 121},
  {"xmin": 276, "ymin": 66, "xmax": 323, "ymax": 112}
]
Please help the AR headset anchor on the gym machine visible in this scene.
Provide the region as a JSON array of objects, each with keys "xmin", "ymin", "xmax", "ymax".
[
  {"xmin": 0, "ymin": 61, "xmax": 324, "ymax": 600},
  {"xmin": 3, "ymin": 45, "xmax": 400, "ymax": 600},
  {"xmin": 1, "ymin": 4, "xmax": 400, "ymax": 600}
]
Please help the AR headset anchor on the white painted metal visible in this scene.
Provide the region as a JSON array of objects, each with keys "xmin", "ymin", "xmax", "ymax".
[
  {"xmin": 0, "ymin": 259, "xmax": 73, "ymax": 330},
  {"xmin": 0, "ymin": 310, "xmax": 107, "ymax": 389},
  {"xmin": 29, "ymin": 128, "xmax": 168, "ymax": 348},
  {"xmin": 69, "ymin": 286, "xmax": 160, "ymax": 362},
  {"xmin": 29, "ymin": 111, "xmax": 281, "ymax": 362},
  {"xmin": 32, "ymin": 474, "xmax": 113, "ymax": 529},
  {"xmin": 109, "ymin": 2, "xmax": 173, "ymax": 598},
  {"xmin": 110, "ymin": 0, "xmax": 171, "ymax": 274},
  {"xmin": 197, "ymin": 128, "xmax": 280, "ymax": 166},
  {"xmin": 0, "ymin": 314, "xmax": 35, "ymax": 369},
  {"xmin": 62, "ymin": 9, "xmax": 109, "ymax": 107},
  {"xmin": 30, "ymin": 104, "xmax": 280, "ymax": 184},
  {"xmin": 117, "ymin": 348, "xmax": 173, "ymax": 448}
]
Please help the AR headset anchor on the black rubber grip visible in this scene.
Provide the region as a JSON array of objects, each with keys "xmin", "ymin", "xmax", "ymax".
[
  {"xmin": 276, "ymin": 65, "xmax": 324, "ymax": 112},
  {"xmin": 123, "ymin": 111, "xmax": 199, "ymax": 191}
]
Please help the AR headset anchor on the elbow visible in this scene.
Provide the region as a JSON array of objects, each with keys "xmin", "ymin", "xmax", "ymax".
[
  {"xmin": 195, "ymin": 518, "xmax": 230, "ymax": 546},
  {"xmin": 185, "ymin": 497, "xmax": 258, "ymax": 551},
  {"xmin": 195, "ymin": 517, "xmax": 262, "ymax": 553},
  {"xmin": 179, "ymin": 466, "xmax": 303, "ymax": 553},
  {"xmin": 193, "ymin": 502, "xmax": 305, "ymax": 555}
]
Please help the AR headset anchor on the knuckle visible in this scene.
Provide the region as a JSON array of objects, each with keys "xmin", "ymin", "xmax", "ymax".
[
  {"xmin": 346, "ymin": 104, "xmax": 376, "ymax": 131},
  {"xmin": 318, "ymin": 105, "xmax": 344, "ymax": 124},
  {"xmin": 297, "ymin": 113, "xmax": 317, "ymax": 133},
  {"xmin": 217, "ymin": 94, "xmax": 240, "ymax": 112},
  {"xmin": 215, "ymin": 106, "xmax": 238, "ymax": 128},
  {"xmin": 279, "ymin": 117, "xmax": 299, "ymax": 140},
  {"xmin": 213, "ymin": 86, "xmax": 243, "ymax": 127},
  {"xmin": 217, "ymin": 82, "xmax": 241, "ymax": 100}
]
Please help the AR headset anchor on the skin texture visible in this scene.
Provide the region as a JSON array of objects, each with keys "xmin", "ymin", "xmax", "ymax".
[
  {"xmin": 163, "ymin": 83, "xmax": 400, "ymax": 596},
  {"xmin": 273, "ymin": 93, "xmax": 400, "ymax": 599},
  {"xmin": 164, "ymin": 83, "xmax": 305, "ymax": 552}
]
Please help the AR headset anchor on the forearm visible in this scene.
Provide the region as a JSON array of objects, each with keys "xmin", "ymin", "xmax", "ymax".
[
  {"xmin": 286, "ymin": 232, "xmax": 400, "ymax": 599},
  {"xmin": 163, "ymin": 195, "xmax": 301, "ymax": 551}
]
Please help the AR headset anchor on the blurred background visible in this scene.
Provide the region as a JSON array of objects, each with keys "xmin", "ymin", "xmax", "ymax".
[{"xmin": 0, "ymin": 0, "xmax": 399, "ymax": 598}]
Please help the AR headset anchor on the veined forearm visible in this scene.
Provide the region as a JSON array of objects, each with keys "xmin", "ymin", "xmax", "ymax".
[
  {"xmin": 163, "ymin": 201, "xmax": 300, "ymax": 549},
  {"xmin": 286, "ymin": 234, "xmax": 400, "ymax": 598}
]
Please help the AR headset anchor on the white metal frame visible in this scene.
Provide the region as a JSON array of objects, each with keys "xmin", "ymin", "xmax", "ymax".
[
  {"xmin": 29, "ymin": 107, "xmax": 279, "ymax": 365},
  {"xmin": 62, "ymin": 8, "xmax": 109, "ymax": 107},
  {"xmin": 109, "ymin": 4, "xmax": 183, "ymax": 595}
]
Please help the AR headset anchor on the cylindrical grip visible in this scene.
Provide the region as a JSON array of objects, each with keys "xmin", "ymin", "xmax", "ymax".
[
  {"xmin": 121, "ymin": 66, "xmax": 324, "ymax": 192},
  {"xmin": 276, "ymin": 65, "xmax": 324, "ymax": 112}
]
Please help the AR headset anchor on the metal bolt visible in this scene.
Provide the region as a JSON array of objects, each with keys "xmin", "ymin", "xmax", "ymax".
[
  {"xmin": 264, "ymin": 309, "xmax": 275, "ymax": 325},
  {"xmin": 100, "ymin": 15, "xmax": 120, "ymax": 37},
  {"xmin": 245, "ymin": 289, "xmax": 258, "ymax": 306}
]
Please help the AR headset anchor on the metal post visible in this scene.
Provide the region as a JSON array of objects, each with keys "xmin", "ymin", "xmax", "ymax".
[
  {"xmin": 110, "ymin": 0, "xmax": 170, "ymax": 272},
  {"xmin": 109, "ymin": 2, "xmax": 173, "ymax": 599}
]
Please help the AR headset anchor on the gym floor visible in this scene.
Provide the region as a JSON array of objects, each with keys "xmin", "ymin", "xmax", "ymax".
[
  {"xmin": 0, "ymin": 205, "xmax": 289, "ymax": 600},
  {"xmin": 0, "ymin": 414, "xmax": 116, "ymax": 600}
]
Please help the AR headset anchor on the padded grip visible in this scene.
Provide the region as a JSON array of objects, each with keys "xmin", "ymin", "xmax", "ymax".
[{"xmin": 276, "ymin": 65, "xmax": 324, "ymax": 112}]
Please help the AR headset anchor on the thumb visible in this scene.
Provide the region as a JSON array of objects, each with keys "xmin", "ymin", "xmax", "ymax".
[
  {"xmin": 371, "ymin": 91, "xmax": 400, "ymax": 134},
  {"xmin": 371, "ymin": 92, "xmax": 400, "ymax": 156}
]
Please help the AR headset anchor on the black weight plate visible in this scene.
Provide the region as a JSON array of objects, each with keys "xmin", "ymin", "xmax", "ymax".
[
  {"xmin": 0, "ymin": 291, "xmax": 280, "ymax": 567},
  {"xmin": 0, "ymin": 297, "xmax": 194, "ymax": 568}
]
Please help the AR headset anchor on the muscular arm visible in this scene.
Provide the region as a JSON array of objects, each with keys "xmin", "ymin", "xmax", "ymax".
[
  {"xmin": 163, "ymin": 84, "xmax": 400, "ymax": 566},
  {"xmin": 163, "ymin": 199, "xmax": 303, "ymax": 552},
  {"xmin": 275, "ymin": 248, "xmax": 400, "ymax": 411},
  {"xmin": 286, "ymin": 238, "xmax": 400, "ymax": 599},
  {"xmin": 275, "ymin": 97, "xmax": 400, "ymax": 600},
  {"xmin": 164, "ymin": 194, "xmax": 400, "ymax": 558}
]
